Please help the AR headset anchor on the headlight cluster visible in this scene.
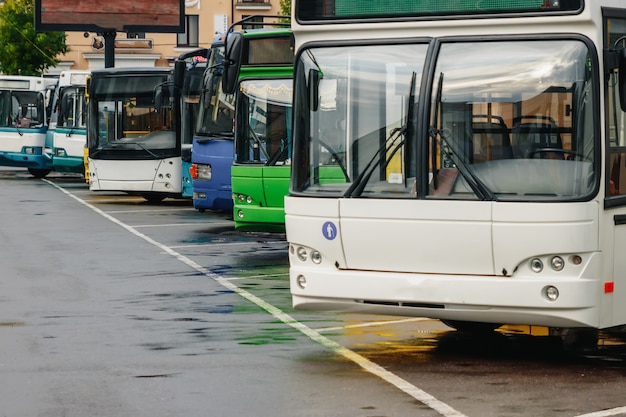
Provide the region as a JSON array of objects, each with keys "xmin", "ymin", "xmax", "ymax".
[
  {"xmin": 290, "ymin": 244, "xmax": 322, "ymax": 264},
  {"xmin": 529, "ymin": 254, "xmax": 582, "ymax": 274},
  {"xmin": 235, "ymin": 194, "xmax": 254, "ymax": 204},
  {"xmin": 190, "ymin": 163, "xmax": 212, "ymax": 180},
  {"xmin": 529, "ymin": 254, "xmax": 583, "ymax": 303}
]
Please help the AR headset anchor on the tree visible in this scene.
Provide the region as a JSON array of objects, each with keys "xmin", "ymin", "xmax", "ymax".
[
  {"xmin": 0, "ymin": 0, "xmax": 69, "ymax": 75},
  {"xmin": 279, "ymin": 0, "xmax": 291, "ymax": 19}
]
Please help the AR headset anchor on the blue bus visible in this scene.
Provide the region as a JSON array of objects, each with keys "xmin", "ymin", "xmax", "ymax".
[{"xmin": 190, "ymin": 37, "xmax": 234, "ymax": 212}]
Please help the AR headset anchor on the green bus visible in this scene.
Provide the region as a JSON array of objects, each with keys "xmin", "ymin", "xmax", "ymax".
[{"xmin": 221, "ymin": 17, "xmax": 294, "ymax": 230}]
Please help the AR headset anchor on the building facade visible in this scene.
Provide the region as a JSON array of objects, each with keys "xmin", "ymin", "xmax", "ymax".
[{"xmin": 51, "ymin": 0, "xmax": 285, "ymax": 72}]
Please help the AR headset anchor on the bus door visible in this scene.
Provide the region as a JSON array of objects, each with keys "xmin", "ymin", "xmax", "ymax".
[{"xmin": 606, "ymin": 13, "xmax": 626, "ymax": 327}]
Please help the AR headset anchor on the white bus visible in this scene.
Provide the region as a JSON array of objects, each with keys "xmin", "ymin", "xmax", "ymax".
[
  {"xmin": 285, "ymin": 1, "xmax": 626, "ymax": 331},
  {"xmin": 48, "ymin": 70, "xmax": 90, "ymax": 175},
  {"xmin": 0, "ymin": 75, "xmax": 57, "ymax": 177},
  {"xmin": 86, "ymin": 67, "xmax": 179, "ymax": 202}
]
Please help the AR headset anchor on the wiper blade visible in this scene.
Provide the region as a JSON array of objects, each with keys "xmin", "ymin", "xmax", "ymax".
[
  {"xmin": 429, "ymin": 72, "xmax": 495, "ymax": 201},
  {"xmin": 196, "ymin": 131, "xmax": 233, "ymax": 141},
  {"xmin": 344, "ymin": 125, "xmax": 406, "ymax": 198},
  {"xmin": 344, "ymin": 71, "xmax": 417, "ymax": 198},
  {"xmin": 108, "ymin": 141, "xmax": 159, "ymax": 158}
]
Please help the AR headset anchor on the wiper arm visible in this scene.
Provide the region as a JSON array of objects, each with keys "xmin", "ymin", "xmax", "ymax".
[
  {"xmin": 196, "ymin": 131, "xmax": 233, "ymax": 141},
  {"xmin": 344, "ymin": 71, "xmax": 417, "ymax": 197},
  {"xmin": 344, "ymin": 125, "xmax": 406, "ymax": 197},
  {"xmin": 249, "ymin": 126, "xmax": 270, "ymax": 160},
  {"xmin": 109, "ymin": 141, "xmax": 159, "ymax": 158},
  {"xmin": 13, "ymin": 115, "xmax": 23, "ymax": 136},
  {"xmin": 429, "ymin": 72, "xmax": 495, "ymax": 201}
]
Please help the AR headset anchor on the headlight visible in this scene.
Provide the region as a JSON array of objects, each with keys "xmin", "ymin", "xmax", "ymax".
[
  {"xmin": 196, "ymin": 164, "xmax": 212, "ymax": 180},
  {"xmin": 530, "ymin": 258, "xmax": 543, "ymax": 273},
  {"xmin": 550, "ymin": 256, "xmax": 564, "ymax": 271}
]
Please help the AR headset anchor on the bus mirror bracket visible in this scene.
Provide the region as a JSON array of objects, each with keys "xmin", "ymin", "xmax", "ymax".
[{"xmin": 308, "ymin": 69, "xmax": 320, "ymax": 112}]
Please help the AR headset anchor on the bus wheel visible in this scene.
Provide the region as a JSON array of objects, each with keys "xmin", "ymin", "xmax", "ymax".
[
  {"xmin": 28, "ymin": 168, "xmax": 51, "ymax": 178},
  {"xmin": 441, "ymin": 320, "xmax": 502, "ymax": 333},
  {"xmin": 141, "ymin": 193, "xmax": 166, "ymax": 203}
]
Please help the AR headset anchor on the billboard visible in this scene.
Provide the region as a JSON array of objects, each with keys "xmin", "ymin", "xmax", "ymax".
[{"xmin": 35, "ymin": 0, "xmax": 184, "ymax": 33}]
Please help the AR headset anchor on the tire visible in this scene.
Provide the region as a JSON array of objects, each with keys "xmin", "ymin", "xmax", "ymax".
[
  {"xmin": 27, "ymin": 168, "xmax": 51, "ymax": 178},
  {"xmin": 141, "ymin": 193, "xmax": 166, "ymax": 203}
]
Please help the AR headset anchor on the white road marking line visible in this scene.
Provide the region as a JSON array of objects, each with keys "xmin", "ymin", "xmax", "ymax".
[
  {"xmin": 46, "ymin": 179, "xmax": 468, "ymax": 417},
  {"xmin": 575, "ymin": 407, "xmax": 626, "ymax": 417}
]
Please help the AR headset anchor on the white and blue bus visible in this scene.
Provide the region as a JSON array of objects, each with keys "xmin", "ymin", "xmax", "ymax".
[
  {"xmin": 48, "ymin": 70, "xmax": 90, "ymax": 175},
  {"xmin": 86, "ymin": 67, "xmax": 179, "ymax": 202},
  {"xmin": 0, "ymin": 75, "xmax": 57, "ymax": 177},
  {"xmin": 286, "ymin": 0, "xmax": 626, "ymax": 331}
]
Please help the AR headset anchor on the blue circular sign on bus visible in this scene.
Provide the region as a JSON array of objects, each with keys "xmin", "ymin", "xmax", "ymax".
[{"xmin": 322, "ymin": 221, "xmax": 337, "ymax": 240}]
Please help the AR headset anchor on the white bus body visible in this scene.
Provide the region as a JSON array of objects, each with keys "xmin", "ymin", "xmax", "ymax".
[
  {"xmin": 86, "ymin": 67, "xmax": 180, "ymax": 202},
  {"xmin": 49, "ymin": 70, "xmax": 90, "ymax": 174},
  {"xmin": 286, "ymin": 1, "xmax": 626, "ymax": 330},
  {"xmin": 0, "ymin": 75, "xmax": 57, "ymax": 177}
]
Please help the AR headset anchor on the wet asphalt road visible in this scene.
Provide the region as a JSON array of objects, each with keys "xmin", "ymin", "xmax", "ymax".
[{"xmin": 2, "ymin": 168, "xmax": 626, "ymax": 417}]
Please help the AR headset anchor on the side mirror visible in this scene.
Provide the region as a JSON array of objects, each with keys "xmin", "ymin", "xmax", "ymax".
[
  {"xmin": 619, "ymin": 49, "xmax": 626, "ymax": 111},
  {"xmin": 222, "ymin": 32, "xmax": 244, "ymax": 95}
]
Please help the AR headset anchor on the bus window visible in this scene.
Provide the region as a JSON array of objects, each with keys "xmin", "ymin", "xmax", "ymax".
[
  {"xmin": 235, "ymin": 78, "xmax": 293, "ymax": 165},
  {"xmin": 607, "ymin": 17, "xmax": 626, "ymax": 198},
  {"xmin": 427, "ymin": 40, "xmax": 594, "ymax": 200}
]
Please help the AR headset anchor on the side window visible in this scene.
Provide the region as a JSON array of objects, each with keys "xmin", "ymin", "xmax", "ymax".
[{"xmin": 606, "ymin": 15, "xmax": 626, "ymax": 198}]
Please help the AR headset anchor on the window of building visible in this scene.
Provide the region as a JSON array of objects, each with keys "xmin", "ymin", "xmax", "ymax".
[{"xmin": 178, "ymin": 15, "xmax": 199, "ymax": 47}]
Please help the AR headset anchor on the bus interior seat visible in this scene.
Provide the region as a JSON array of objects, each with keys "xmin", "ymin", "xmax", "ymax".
[
  {"xmin": 511, "ymin": 115, "xmax": 563, "ymax": 159},
  {"xmin": 471, "ymin": 115, "xmax": 513, "ymax": 163}
]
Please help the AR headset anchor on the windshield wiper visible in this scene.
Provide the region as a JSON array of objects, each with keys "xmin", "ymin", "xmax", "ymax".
[
  {"xmin": 13, "ymin": 115, "xmax": 23, "ymax": 136},
  {"xmin": 108, "ymin": 141, "xmax": 159, "ymax": 158},
  {"xmin": 196, "ymin": 131, "xmax": 233, "ymax": 141},
  {"xmin": 429, "ymin": 72, "xmax": 495, "ymax": 201},
  {"xmin": 344, "ymin": 72, "xmax": 417, "ymax": 198}
]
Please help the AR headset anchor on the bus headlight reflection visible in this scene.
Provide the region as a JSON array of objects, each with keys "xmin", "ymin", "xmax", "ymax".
[
  {"xmin": 311, "ymin": 250, "xmax": 322, "ymax": 264},
  {"xmin": 530, "ymin": 258, "xmax": 543, "ymax": 273},
  {"xmin": 296, "ymin": 246, "xmax": 308, "ymax": 262},
  {"xmin": 550, "ymin": 256, "xmax": 564, "ymax": 271},
  {"xmin": 544, "ymin": 286, "xmax": 559, "ymax": 302},
  {"xmin": 296, "ymin": 275, "xmax": 307, "ymax": 289}
]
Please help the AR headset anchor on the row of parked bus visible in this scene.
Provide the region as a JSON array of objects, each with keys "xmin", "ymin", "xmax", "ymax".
[
  {"xmin": 0, "ymin": 16, "xmax": 293, "ymax": 231},
  {"xmin": 0, "ymin": 71, "xmax": 88, "ymax": 179},
  {"xmin": 85, "ymin": 17, "xmax": 294, "ymax": 232},
  {"xmin": 16, "ymin": 1, "xmax": 626, "ymax": 334}
]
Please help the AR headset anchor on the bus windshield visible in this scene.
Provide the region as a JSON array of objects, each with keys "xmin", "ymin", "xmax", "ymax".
[
  {"xmin": 56, "ymin": 87, "xmax": 87, "ymax": 129},
  {"xmin": 292, "ymin": 39, "xmax": 597, "ymax": 202},
  {"xmin": 196, "ymin": 45, "xmax": 235, "ymax": 139},
  {"xmin": 88, "ymin": 73, "xmax": 175, "ymax": 157},
  {"xmin": 0, "ymin": 90, "xmax": 46, "ymax": 128},
  {"xmin": 235, "ymin": 78, "xmax": 293, "ymax": 165}
]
